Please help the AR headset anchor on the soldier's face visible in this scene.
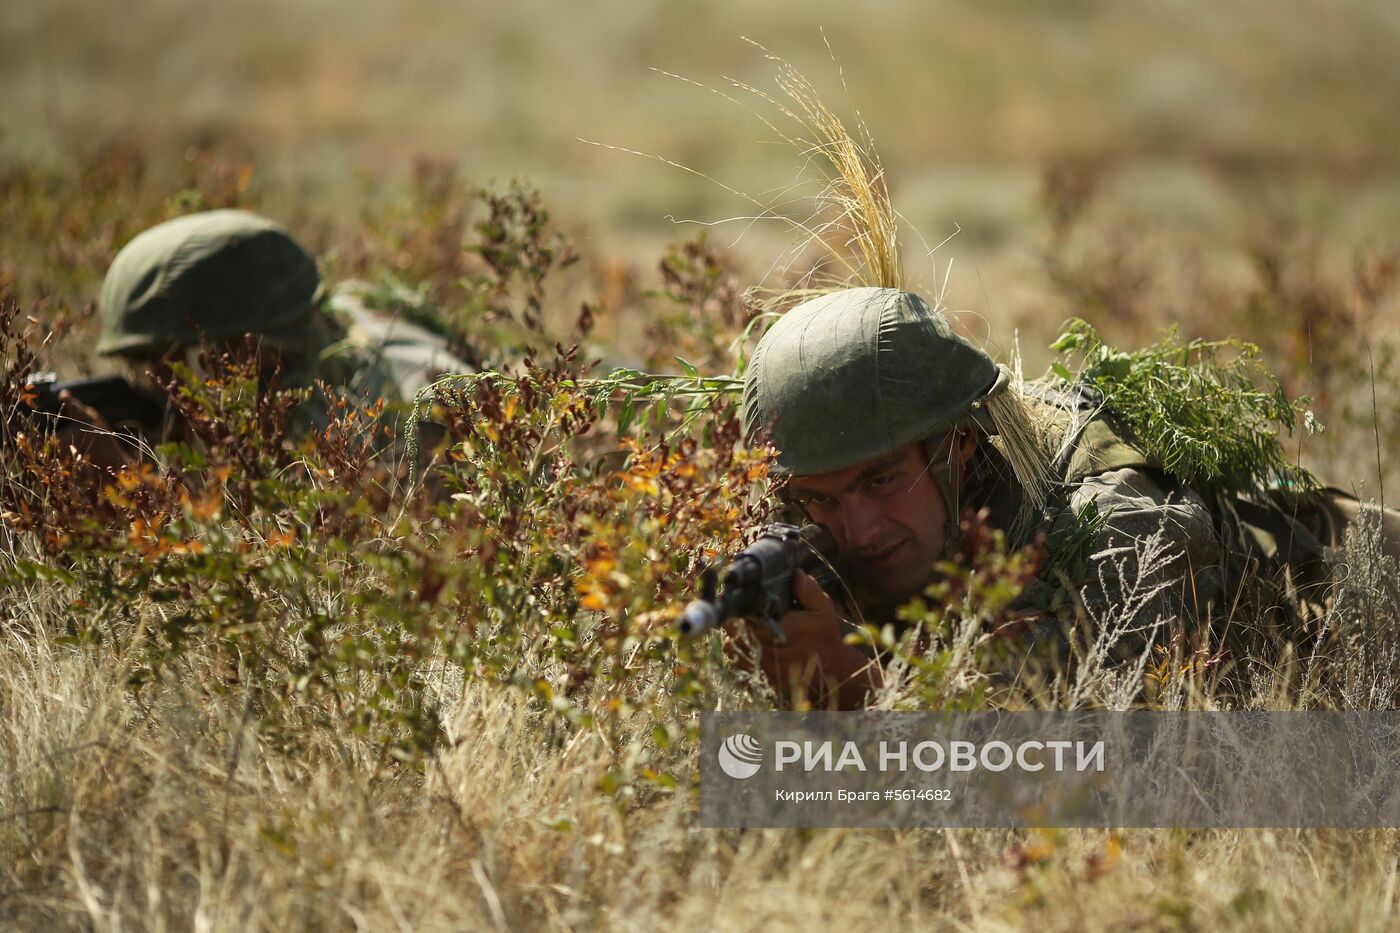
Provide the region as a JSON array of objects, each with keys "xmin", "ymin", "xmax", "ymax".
[{"xmin": 788, "ymin": 437, "xmax": 974, "ymax": 606}]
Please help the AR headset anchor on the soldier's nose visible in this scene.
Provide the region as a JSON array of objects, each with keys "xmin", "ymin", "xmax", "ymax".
[{"xmin": 845, "ymin": 505, "xmax": 885, "ymax": 551}]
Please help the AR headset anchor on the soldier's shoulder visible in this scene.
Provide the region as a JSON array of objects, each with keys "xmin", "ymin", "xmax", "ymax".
[
  {"xmin": 322, "ymin": 280, "xmax": 475, "ymax": 401},
  {"xmin": 326, "ymin": 281, "xmax": 456, "ymax": 347},
  {"xmin": 1019, "ymin": 379, "xmax": 1158, "ymax": 485}
]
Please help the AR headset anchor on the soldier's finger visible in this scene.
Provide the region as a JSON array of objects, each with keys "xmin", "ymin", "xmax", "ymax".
[
  {"xmin": 726, "ymin": 618, "xmax": 775, "ymax": 646},
  {"xmin": 792, "ymin": 570, "xmax": 834, "ymax": 614},
  {"xmin": 777, "ymin": 612, "xmax": 829, "ymax": 642}
]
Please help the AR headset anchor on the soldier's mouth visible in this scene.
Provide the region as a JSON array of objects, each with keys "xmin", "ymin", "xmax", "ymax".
[{"xmin": 857, "ymin": 540, "xmax": 907, "ymax": 569}]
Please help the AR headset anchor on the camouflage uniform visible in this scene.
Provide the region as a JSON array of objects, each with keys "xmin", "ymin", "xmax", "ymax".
[
  {"xmin": 742, "ymin": 287, "xmax": 1400, "ymax": 642},
  {"xmin": 985, "ymin": 383, "xmax": 1400, "ymax": 641},
  {"xmin": 934, "ymin": 393, "xmax": 1228, "ymax": 633},
  {"xmin": 320, "ymin": 282, "xmax": 469, "ymax": 403}
]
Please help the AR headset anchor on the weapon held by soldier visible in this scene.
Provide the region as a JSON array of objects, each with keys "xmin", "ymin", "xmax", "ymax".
[
  {"xmin": 23, "ymin": 373, "xmax": 167, "ymax": 436},
  {"xmin": 14, "ymin": 371, "xmax": 170, "ymax": 471},
  {"xmin": 677, "ymin": 521, "xmax": 841, "ymax": 641}
]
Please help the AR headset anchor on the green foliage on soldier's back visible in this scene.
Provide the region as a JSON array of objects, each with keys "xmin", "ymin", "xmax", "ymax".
[{"xmin": 1050, "ymin": 318, "xmax": 1321, "ymax": 497}]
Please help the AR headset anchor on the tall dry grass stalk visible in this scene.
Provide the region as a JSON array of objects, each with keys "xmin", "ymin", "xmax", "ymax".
[
  {"xmin": 595, "ymin": 41, "xmax": 1062, "ymax": 517},
  {"xmin": 586, "ymin": 36, "xmax": 903, "ymax": 303},
  {"xmin": 726, "ymin": 37, "xmax": 904, "ymax": 294},
  {"xmin": 745, "ymin": 41, "xmax": 1059, "ymax": 521}
]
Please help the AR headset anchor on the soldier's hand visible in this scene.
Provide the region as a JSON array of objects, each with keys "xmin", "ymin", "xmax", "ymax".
[
  {"xmin": 768, "ymin": 569, "xmax": 844, "ymax": 651},
  {"xmin": 55, "ymin": 389, "xmax": 131, "ymax": 472},
  {"xmin": 719, "ymin": 571, "xmax": 839, "ymax": 673},
  {"xmin": 751, "ymin": 570, "xmax": 881, "ymax": 709}
]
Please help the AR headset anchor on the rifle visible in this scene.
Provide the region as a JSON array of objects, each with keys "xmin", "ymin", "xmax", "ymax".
[
  {"xmin": 678, "ymin": 522, "xmax": 842, "ymax": 641},
  {"xmin": 21, "ymin": 372, "xmax": 168, "ymax": 440}
]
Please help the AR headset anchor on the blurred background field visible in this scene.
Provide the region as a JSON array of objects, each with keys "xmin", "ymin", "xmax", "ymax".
[
  {"xmin": 6, "ymin": 10, "xmax": 1399, "ymax": 283},
  {"xmin": 6, "ymin": 2, "xmax": 1400, "ymax": 375}
]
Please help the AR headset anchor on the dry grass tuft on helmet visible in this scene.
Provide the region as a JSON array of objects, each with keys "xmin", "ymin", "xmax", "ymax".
[
  {"xmin": 729, "ymin": 41, "xmax": 1058, "ymax": 526},
  {"xmin": 727, "ymin": 37, "xmax": 904, "ymax": 297}
]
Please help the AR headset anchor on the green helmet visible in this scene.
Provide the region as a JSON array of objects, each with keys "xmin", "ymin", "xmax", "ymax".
[
  {"xmin": 741, "ymin": 287, "xmax": 1000, "ymax": 475},
  {"xmin": 96, "ymin": 209, "xmax": 322, "ymax": 357}
]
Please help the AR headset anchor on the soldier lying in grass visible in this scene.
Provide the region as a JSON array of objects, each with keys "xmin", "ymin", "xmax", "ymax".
[
  {"xmin": 56, "ymin": 209, "xmax": 472, "ymax": 470},
  {"xmin": 643, "ymin": 52, "xmax": 1400, "ymax": 709},
  {"xmin": 731, "ymin": 286, "xmax": 1400, "ymax": 709}
]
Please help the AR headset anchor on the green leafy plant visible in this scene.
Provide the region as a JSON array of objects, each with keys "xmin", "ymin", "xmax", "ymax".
[{"xmin": 1050, "ymin": 318, "xmax": 1321, "ymax": 496}]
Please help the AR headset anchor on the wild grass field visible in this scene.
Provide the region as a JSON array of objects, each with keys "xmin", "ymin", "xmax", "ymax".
[{"xmin": 5, "ymin": 1, "xmax": 1400, "ymax": 929}]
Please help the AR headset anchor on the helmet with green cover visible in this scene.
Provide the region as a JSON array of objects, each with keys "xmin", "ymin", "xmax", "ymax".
[
  {"xmin": 742, "ymin": 286, "xmax": 1002, "ymax": 476},
  {"xmin": 741, "ymin": 284, "xmax": 1054, "ymax": 544},
  {"xmin": 96, "ymin": 209, "xmax": 323, "ymax": 357}
]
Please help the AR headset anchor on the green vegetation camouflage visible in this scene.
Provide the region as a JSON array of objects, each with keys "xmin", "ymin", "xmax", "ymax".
[{"xmin": 97, "ymin": 210, "xmax": 322, "ymax": 357}]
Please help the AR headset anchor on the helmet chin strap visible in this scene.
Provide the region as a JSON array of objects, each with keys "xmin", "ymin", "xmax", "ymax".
[
  {"xmin": 924, "ymin": 439, "xmax": 965, "ymax": 561},
  {"xmin": 932, "ymin": 464, "xmax": 962, "ymax": 559}
]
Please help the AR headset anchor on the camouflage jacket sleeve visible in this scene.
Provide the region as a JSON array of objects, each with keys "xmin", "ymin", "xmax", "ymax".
[
  {"xmin": 1036, "ymin": 467, "xmax": 1224, "ymax": 647},
  {"xmin": 324, "ymin": 282, "xmax": 475, "ymax": 403}
]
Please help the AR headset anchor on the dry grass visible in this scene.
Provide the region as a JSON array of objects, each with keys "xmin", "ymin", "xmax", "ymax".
[{"xmin": 6, "ymin": 590, "xmax": 1400, "ymax": 930}]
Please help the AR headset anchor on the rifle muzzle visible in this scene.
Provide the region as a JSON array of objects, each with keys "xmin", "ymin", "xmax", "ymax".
[{"xmin": 678, "ymin": 599, "xmax": 721, "ymax": 639}]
